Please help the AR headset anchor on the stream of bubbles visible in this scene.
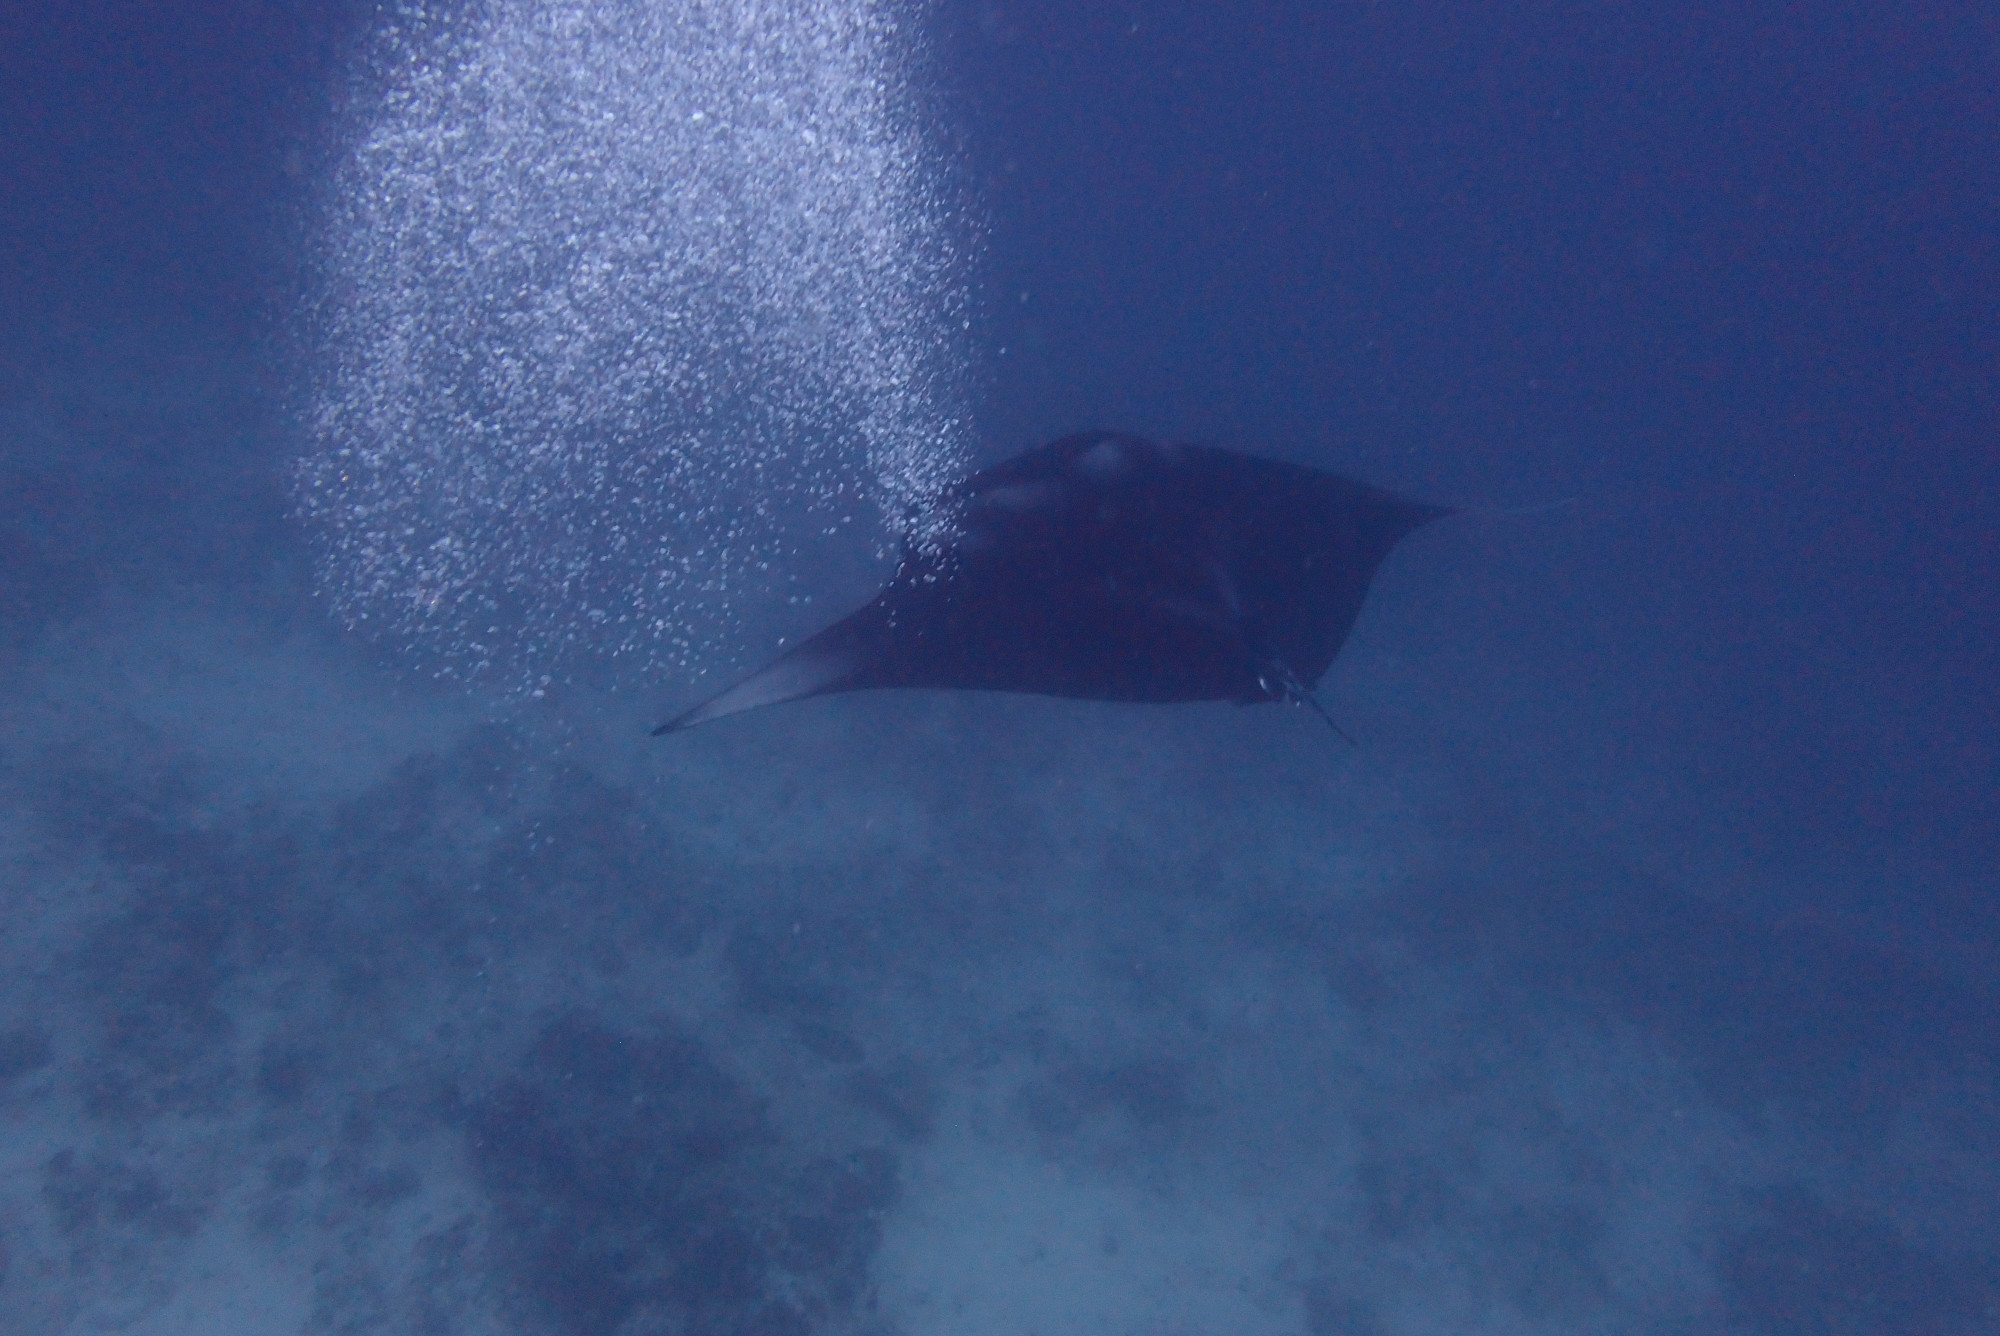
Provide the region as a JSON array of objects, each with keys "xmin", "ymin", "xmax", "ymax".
[{"xmin": 295, "ymin": 0, "xmax": 975, "ymax": 688}]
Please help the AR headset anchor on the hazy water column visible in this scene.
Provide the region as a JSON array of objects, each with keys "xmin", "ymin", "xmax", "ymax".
[{"xmin": 296, "ymin": 0, "xmax": 973, "ymax": 684}]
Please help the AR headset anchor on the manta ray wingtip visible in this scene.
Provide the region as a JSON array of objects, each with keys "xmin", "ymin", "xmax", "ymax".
[
  {"xmin": 650, "ymin": 701, "xmax": 719, "ymax": 734},
  {"xmin": 651, "ymin": 637, "xmax": 867, "ymax": 737}
]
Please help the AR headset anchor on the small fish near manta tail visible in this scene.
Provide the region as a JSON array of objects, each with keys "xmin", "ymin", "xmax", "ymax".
[{"xmin": 653, "ymin": 431, "xmax": 1454, "ymax": 735}]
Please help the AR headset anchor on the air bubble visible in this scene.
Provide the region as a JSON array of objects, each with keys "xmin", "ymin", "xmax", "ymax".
[{"xmin": 294, "ymin": 0, "xmax": 974, "ymax": 689}]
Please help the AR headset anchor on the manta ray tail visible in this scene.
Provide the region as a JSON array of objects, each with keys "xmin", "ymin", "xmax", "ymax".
[
  {"xmin": 1297, "ymin": 689, "xmax": 1358, "ymax": 746},
  {"xmin": 1259, "ymin": 656, "xmax": 1358, "ymax": 747}
]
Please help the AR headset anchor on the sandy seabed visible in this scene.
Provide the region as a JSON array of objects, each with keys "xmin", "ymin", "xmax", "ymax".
[{"xmin": 2, "ymin": 584, "xmax": 1994, "ymax": 1336}]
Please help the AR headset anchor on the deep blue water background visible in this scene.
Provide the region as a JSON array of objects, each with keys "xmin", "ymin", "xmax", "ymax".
[
  {"xmin": 3, "ymin": 1, "xmax": 1998, "ymax": 1331},
  {"xmin": 12, "ymin": 0, "xmax": 1993, "ymax": 900},
  {"xmin": 948, "ymin": 0, "xmax": 2000, "ymax": 918}
]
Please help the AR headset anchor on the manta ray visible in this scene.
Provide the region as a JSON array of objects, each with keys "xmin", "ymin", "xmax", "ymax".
[{"xmin": 654, "ymin": 431, "xmax": 1452, "ymax": 735}]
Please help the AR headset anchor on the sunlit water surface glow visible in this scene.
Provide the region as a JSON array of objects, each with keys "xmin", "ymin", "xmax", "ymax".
[{"xmin": 295, "ymin": 0, "xmax": 974, "ymax": 687}]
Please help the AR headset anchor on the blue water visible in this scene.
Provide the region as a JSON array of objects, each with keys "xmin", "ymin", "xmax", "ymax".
[{"xmin": 2, "ymin": 2, "xmax": 1995, "ymax": 1332}]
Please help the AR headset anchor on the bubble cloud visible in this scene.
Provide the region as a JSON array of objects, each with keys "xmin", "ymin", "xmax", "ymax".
[{"xmin": 294, "ymin": 0, "xmax": 975, "ymax": 686}]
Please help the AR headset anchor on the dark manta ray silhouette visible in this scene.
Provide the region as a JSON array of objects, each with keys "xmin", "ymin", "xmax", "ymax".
[{"xmin": 653, "ymin": 431, "xmax": 1452, "ymax": 735}]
